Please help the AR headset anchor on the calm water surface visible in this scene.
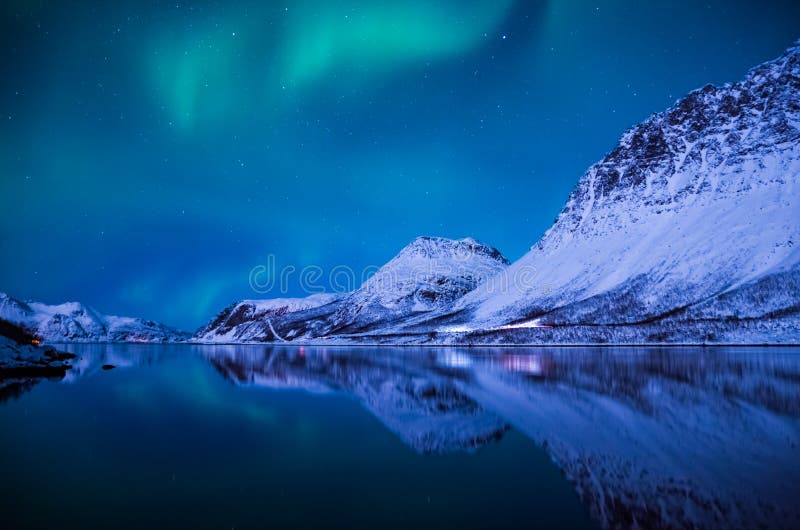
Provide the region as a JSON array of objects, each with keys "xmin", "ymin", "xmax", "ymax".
[{"xmin": 2, "ymin": 345, "xmax": 799, "ymax": 529}]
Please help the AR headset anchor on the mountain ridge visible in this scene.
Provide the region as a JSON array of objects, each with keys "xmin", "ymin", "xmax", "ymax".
[
  {"xmin": 0, "ymin": 292, "xmax": 189, "ymax": 343},
  {"xmin": 193, "ymin": 42, "xmax": 799, "ymax": 344},
  {"xmin": 432, "ymin": 40, "xmax": 800, "ymax": 343},
  {"xmin": 194, "ymin": 236, "xmax": 509, "ymax": 342},
  {"xmin": 6, "ymin": 42, "xmax": 799, "ymax": 345}
]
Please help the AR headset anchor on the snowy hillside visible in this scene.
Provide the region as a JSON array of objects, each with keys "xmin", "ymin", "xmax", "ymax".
[
  {"xmin": 428, "ymin": 42, "xmax": 800, "ymax": 343},
  {"xmin": 195, "ymin": 236, "xmax": 508, "ymax": 342},
  {"xmin": 193, "ymin": 293, "xmax": 341, "ymax": 342},
  {"xmin": 194, "ymin": 44, "xmax": 799, "ymax": 345},
  {"xmin": 325, "ymin": 236, "xmax": 508, "ymax": 335},
  {"xmin": 0, "ymin": 293, "xmax": 188, "ymax": 343}
]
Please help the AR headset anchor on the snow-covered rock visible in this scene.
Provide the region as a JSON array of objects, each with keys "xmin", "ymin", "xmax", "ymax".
[
  {"xmin": 0, "ymin": 319, "xmax": 76, "ymax": 400},
  {"xmin": 0, "ymin": 335, "xmax": 74, "ymax": 374},
  {"xmin": 0, "ymin": 292, "xmax": 188, "ymax": 343}
]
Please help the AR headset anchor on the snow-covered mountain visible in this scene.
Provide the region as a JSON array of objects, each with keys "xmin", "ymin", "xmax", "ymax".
[
  {"xmin": 325, "ymin": 236, "xmax": 508, "ymax": 335},
  {"xmin": 0, "ymin": 292, "xmax": 188, "ymax": 343},
  {"xmin": 419, "ymin": 42, "xmax": 800, "ymax": 343},
  {"xmin": 195, "ymin": 236, "xmax": 508, "ymax": 342},
  {"xmin": 196, "ymin": 44, "xmax": 799, "ymax": 345}
]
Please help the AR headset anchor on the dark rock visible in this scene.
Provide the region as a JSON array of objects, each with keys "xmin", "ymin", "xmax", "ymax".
[{"xmin": 0, "ymin": 318, "xmax": 40, "ymax": 345}]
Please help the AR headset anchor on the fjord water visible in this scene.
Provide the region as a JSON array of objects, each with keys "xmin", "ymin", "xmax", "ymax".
[{"xmin": 2, "ymin": 345, "xmax": 799, "ymax": 529}]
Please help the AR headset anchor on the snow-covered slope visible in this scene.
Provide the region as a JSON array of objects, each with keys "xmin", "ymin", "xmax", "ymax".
[
  {"xmin": 196, "ymin": 45, "xmax": 799, "ymax": 345},
  {"xmin": 195, "ymin": 236, "xmax": 508, "ymax": 342},
  {"xmin": 441, "ymin": 42, "xmax": 800, "ymax": 342},
  {"xmin": 325, "ymin": 236, "xmax": 508, "ymax": 335},
  {"xmin": 193, "ymin": 293, "xmax": 341, "ymax": 342},
  {"xmin": 0, "ymin": 292, "xmax": 188, "ymax": 342}
]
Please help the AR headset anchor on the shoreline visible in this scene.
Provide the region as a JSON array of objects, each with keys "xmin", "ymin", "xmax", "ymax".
[{"xmin": 46, "ymin": 341, "xmax": 800, "ymax": 348}]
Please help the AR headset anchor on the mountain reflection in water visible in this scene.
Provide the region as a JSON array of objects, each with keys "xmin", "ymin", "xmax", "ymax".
[
  {"xmin": 6, "ymin": 344, "xmax": 800, "ymax": 529},
  {"xmin": 204, "ymin": 345, "xmax": 800, "ymax": 529}
]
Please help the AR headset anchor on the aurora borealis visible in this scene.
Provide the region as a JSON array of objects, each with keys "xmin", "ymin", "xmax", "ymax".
[
  {"xmin": 149, "ymin": 0, "xmax": 516, "ymax": 132},
  {"xmin": 2, "ymin": 1, "xmax": 799, "ymax": 329}
]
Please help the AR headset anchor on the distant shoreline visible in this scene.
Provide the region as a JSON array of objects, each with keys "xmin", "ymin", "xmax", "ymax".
[{"xmin": 48, "ymin": 341, "xmax": 800, "ymax": 348}]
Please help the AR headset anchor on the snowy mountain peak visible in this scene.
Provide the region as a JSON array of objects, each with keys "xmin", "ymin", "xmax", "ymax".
[
  {"xmin": 554, "ymin": 42, "xmax": 799, "ymax": 233},
  {"xmin": 0, "ymin": 293, "xmax": 34, "ymax": 321},
  {"xmin": 180, "ymin": 44, "xmax": 800, "ymax": 345},
  {"xmin": 0, "ymin": 292, "xmax": 188, "ymax": 343},
  {"xmin": 445, "ymin": 42, "xmax": 800, "ymax": 342},
  {"xmin": 324, "ymin": 236, "xmax": 509, "ymax": 334},
  {"xmin": 194, "ymin": 236, "xmax": 510, "ymax": 342},
  {"xmin": 399, "ymin": 236, "xmax": 508, "ymax": 264}
]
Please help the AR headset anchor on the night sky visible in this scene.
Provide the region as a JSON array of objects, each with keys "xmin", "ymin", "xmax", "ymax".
[{"xmin": 1, "ymin": 1, "xmax": 799, "ymax": 330}]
